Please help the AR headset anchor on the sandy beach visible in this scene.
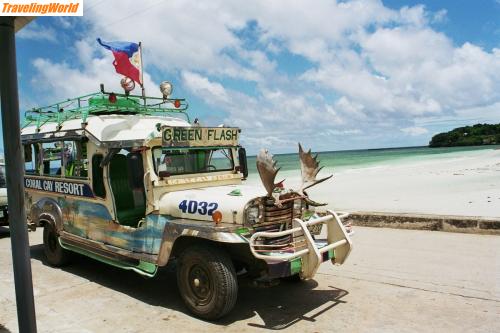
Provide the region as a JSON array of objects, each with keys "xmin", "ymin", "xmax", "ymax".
[{"xmin": 248, "ymin": 148, "xmax": 500, "ymax": 218}]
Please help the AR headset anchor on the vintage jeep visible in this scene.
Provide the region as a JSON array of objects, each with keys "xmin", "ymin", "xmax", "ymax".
[{"xmin": 21, "ymin": 84, "xmax": 352, "ymax": 319}]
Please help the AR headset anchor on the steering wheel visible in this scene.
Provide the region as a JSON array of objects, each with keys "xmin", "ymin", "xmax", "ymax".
[{"xmin": 204, "ymin": 165, "xmax": 217, "ymax": 171}]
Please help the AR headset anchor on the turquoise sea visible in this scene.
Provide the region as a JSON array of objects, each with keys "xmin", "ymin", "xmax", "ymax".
[{"xmin": 246, "ymin": 145, "xmax": 500, "ymax": 175}]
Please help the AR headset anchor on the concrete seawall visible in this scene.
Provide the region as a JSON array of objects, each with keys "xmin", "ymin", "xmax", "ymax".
[{"xmin": 343, "ymin": 212, "xmax": 500, "ymax": 235}]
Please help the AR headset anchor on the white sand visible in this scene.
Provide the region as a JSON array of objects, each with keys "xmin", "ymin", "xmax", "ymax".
[{"xmin": 247, "ymin": 148, "xmax": 500, "ymax": 218}]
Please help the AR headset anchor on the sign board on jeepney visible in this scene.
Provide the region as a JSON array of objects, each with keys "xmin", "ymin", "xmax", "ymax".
[
  {"xmin": 162, "ymin": 127, "xmax": 240, "ymax": 147},
  {"xmin": 24, "ymin": 177, "xmax": 94, "ymax": 198}
]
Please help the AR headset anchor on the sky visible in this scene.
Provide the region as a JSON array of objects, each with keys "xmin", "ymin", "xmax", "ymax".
[{"xmin": 3, "ymin": 0, "xmax": 500, "ymax": 154}]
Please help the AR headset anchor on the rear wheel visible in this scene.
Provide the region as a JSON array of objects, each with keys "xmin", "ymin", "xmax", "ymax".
[
  {"xmin": 177, "ymin": 245, "xmax": 238, "ymax": 320},
  {"xmin": 43, "ymin": 223, "xmax": 70, "ymax": 267}
]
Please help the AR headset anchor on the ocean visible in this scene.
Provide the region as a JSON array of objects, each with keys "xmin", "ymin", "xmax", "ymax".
[{"xmin": 246, "ymin": 145, "xmax": 500, "ymax": 177}]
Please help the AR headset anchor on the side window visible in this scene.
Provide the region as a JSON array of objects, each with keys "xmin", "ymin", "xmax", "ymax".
[
  {"xmin": 24, "ymin": 143, "xmax": 39, "ymax": 174},
  {"xmin": 63, "ymin": 140, "xmax": 88, "ymax": 178},
  {"xmin": 92, "ymin": 154, "xmax": 106, "ymax": 198},
  {"xmin": 42, "ymin": 142, "xmax": 62, "ymax": 176}
]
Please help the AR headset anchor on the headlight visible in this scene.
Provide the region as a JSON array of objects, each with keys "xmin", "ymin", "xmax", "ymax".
[{"xmin": 245, "ymin": 205, "xmax": 261, "ymax": 225}]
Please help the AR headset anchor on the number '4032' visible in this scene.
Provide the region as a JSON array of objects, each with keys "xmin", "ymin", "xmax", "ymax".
[{"xmin": 178, "ymin": 200, "xmax": 218, "ymax": 215}]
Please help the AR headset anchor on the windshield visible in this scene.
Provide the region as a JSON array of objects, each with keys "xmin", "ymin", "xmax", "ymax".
[
  {"xmin": 153, "ymin": 147, "xmax": 234, "ymax": 176},
  {"xmin": 0, "ymin": 165, "xmax": 5, "ymax": 188}
]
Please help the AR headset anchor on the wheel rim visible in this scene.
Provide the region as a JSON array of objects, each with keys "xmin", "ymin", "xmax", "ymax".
[{"xmin": 188, "ymin": 264, "xmax": 213, "ymax": 306}]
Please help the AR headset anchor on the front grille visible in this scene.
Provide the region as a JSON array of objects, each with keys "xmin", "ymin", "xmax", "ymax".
[
  {"xmin": 252, "ymin": 198, "xmax": 307, "ymax": 253},
  {"xmin": 262, "ymin": 198, "xmax": 294, "ymax": 225}
]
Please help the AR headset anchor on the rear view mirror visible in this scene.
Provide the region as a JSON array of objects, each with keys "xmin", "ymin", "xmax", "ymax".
[{"xmin": 238, "ymin": 147, "xmax": 248, "ymax": 179}]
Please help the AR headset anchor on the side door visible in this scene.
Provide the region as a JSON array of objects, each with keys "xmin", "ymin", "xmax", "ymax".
[{"xmin": 87, "ymin": 148, "xmax": 149, "ymax": 252}]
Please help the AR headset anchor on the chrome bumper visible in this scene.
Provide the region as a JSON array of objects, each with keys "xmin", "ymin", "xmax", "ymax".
[{"xmin": 249, "ymin": 210, "xmax": 352, "ymax": 279}]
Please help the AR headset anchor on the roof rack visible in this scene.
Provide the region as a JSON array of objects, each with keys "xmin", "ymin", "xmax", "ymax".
[{"xmin": 23, "ymin": 84, "xmax": 190, "ymax": 132}]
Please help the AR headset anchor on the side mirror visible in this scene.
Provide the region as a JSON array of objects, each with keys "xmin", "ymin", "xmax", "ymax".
[{"xmin": 238, "ymin": 147, "xmax": 248, "ymax": 179}]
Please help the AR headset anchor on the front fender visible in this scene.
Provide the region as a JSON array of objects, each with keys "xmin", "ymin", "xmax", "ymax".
[{"xmin": 154, "ymin": 216, "xmax": 247, "ymax": 266}]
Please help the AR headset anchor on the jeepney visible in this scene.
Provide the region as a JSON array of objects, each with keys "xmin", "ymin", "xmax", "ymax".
[{"xmin": 21, "ymin": 84, "xmax": 352, "ymax": 319}]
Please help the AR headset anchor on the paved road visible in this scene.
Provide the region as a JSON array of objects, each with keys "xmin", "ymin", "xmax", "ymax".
[{"xmin": 1, "ymin": 226, "xmax": 499, "ymax": 332}]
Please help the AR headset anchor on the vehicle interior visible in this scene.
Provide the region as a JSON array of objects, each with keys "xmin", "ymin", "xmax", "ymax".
[{"xmin": 108, "ymin": 150, "xmax": 146, "ymax": 227}]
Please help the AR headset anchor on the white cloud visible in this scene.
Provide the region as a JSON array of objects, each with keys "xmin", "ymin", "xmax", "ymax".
[
  {"xmin": 24, "ymin": 0, "xmax": 500, "ymax": 152},
  {"xmin": 431, "ymin": 9, "xmax": 448, "ymax": 23},
  {"xmin": 181, "ymin": 71, "xmax": 230, "ymax": 104},
  {"xmin": 29, "ymin": 40, "xmax": 158, "ymax": 103},
  {"xmin": 55, "ymin": 17, "xmax": 74, "ymax": 29},
  {"xmin": 401, "ymin": 126, "xmax": 429, "ymax": 136},
  {"xmin": 17, "ymin": 22, "xmax": 57, "ymax": 42},
  {"xmin": 326, "ymin": 129, "xmax": 362, "ymax": 135},
  {"xmin": 454, "ymin": 102, "xmax": 500, "ymax": 124}
]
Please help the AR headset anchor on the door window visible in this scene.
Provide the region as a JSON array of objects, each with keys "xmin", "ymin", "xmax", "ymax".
[
  {"xmin": 24, "ymin": 143, "xmax": 39, "ymax": 175},
  {"xmin": 42, "ymin": 142, "xmax": 62, "ymax": 176},
  {"xmin": 63, "ymin": 140, "xmax": 88, "ymax": 178}
]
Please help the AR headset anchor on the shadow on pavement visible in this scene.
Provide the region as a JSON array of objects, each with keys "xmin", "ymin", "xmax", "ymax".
[
  {"xmin": 0, "ymin": 227, "xmax": 9, "ymax": 239},
  {"xmin": 223, "ymin": 280, "xmax": 348, "ymax": 329},
  {"xmin": 30, "ymin": 243, "xmax": 348, "ymax": 329},
  {"xmin": 0, "ymin": 324, "xmax": 12, "ymax": 333}
]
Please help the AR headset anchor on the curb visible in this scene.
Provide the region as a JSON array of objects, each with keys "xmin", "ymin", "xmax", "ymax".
[{"xmin": 343, "ymin": 212, "xmax": 500, "ymax": 235}]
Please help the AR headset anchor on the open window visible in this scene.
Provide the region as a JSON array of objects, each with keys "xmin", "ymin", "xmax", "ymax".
[
  {"xmin": 92, "ymin": 154, "xmax": 106, "ymax": 199},
  {"xmin": 108, "ymin": 149, "xmax": 145, "ymax": 227},
  {"xmin": 24, "ymin": 143, "xmax": 40, "ymax": 175},
  {"xmin": 41, "ymin": 142, "xmax": 62, "ymax": 176},
  {"xmin": 63, "ymin": 140, "xmax": 88, "ymax": 178}
]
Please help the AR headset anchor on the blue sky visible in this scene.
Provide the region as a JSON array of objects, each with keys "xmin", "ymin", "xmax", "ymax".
[{"xmin": 4, "ymin": 0, "xmax": 500, "ymax": 154}]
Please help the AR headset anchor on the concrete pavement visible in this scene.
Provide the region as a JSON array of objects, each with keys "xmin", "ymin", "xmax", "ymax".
[{"xmin": 1, "ymin": 226, "xmax": 499, "ymax": 332}]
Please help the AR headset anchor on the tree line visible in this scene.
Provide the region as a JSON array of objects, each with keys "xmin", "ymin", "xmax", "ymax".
[{"xmin": 429, "ymin": 123, "xmax": 500, "ymax": 147}]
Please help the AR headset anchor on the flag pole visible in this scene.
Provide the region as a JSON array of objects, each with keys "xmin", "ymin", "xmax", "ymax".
[{"xmin": 139, "ymin": 41, "xmax": 145, "ymax": 104}]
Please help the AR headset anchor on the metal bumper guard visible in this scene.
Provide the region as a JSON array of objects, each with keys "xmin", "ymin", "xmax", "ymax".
[{"xmin": 249, "ymin": 210, "xmax": 352, "ymax": 279}]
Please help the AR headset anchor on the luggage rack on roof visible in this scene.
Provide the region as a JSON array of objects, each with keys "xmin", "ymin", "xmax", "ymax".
[{"xmin": 23, "ymin": 84, "xmax": 190, "ymax": 132}]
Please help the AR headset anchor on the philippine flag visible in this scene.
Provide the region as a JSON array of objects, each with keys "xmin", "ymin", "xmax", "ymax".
[{"xmin": 97, "ymin": 38, "xmax": 142, "ymax": 85}]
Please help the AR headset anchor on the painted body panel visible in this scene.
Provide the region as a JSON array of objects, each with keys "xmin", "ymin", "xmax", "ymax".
[
  {"xmin": 158, "ymin": 184, "xmax": 264, "ymax": 224},
  {"xmin": 26, "ymin": 189, "xmax": 249, "ymax": 259},
  {"xmin": 27, "ymin": 192, "xmax": 167, "ymax": 255}
]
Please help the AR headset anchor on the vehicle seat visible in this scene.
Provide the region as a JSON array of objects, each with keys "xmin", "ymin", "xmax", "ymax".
[{"xmin": 109, "ymin": 154, "xmax": 144, "ymax": 227}]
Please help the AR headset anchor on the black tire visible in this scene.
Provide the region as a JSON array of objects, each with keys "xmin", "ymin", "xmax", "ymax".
[
  {"xmin": 282, "ymin": 273, "xmax": 305, "ymax": 283},
  {"xmin": 43, "ymin": 223, "xmax": 70, "ymax": 267},
  {"xmin": 177, "ymin": 245, "xmax": 238, "ymax": 320}
]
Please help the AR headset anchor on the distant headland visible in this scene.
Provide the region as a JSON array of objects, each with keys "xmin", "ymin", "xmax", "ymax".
[{"xmin": 429, "ymin": 123, "xmax": 500, "ymax": 147}]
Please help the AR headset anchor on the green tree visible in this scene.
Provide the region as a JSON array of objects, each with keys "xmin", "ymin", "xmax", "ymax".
[{"xmin": 429, "ymin": 123, "xmax": 500, "ymax": 147}]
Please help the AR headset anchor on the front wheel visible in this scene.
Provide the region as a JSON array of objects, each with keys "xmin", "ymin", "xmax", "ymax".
[
  {"xmin": 282, "ymin": 273, "xmax": 306, "ymax": 283},
  {"xmin": 177, "ymin": 245, "xmax": 238, "ymax": 320},
  {"xmin": 43, "ymin": 223, "xmax": 70, "ymax": 267}
]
